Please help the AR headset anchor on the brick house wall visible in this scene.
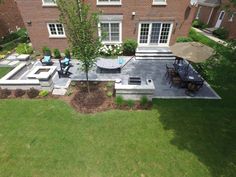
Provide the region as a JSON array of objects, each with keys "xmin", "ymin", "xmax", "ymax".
[
  {"xmin": 0, "ymin": 0, "xmax": 25, "ymax": 37},
  {"xmin": 16, "ymin": 0, "xmax": 196, "ymax": 51}
]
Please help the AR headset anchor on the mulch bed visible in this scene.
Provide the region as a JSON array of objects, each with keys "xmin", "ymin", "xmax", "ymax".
[
  {"xmin": 0, "ymin": 81, "xmax": 153, "ymax": 114},
  {"xmin": 70, "ymin": 81, "xmax": 115, "ymax": 114}
]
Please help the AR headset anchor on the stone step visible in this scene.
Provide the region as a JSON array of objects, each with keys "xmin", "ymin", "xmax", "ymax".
[
  {"xmin": 135, "ymin": 53, "xmax": 175, "ymax": 57},
  {"xmin": 135, "ymin": 56, "xmax": 176, "ymax": 60},
  {"xmin": 52, "ymin": 88, "xmax": 67, "ymax": 96},
  {"xmin": 8, "ymin": 60, "xmax": 20, "ymax": 66},
  {"xmin": 136, "ymin": 47, "xmax": 171, "ymax": 53}
]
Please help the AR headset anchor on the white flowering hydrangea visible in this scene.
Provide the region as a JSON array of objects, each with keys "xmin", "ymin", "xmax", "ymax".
[{"xmin": 99, "ymin": 44, "xmax": 123, "ymax": 56}]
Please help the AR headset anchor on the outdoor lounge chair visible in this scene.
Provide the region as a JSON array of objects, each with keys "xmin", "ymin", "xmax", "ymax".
[
  {"xmin": 40, "ymin": 51, "xmax": 53, "ymax": 66},
  {"xmin": 58, "ymin": 64, "xmax": 72, "ymax": 78},
  {"xmin": 59, "ymin": 57, "xmax": 71, "ymax": 68}
]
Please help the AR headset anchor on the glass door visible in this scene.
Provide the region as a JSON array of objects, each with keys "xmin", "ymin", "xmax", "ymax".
[{"xmin": 138, "ymin": 22, "xmax": 172, "ymax": 46}]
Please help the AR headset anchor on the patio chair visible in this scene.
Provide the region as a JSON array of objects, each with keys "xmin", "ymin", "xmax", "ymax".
[
  {"xmin": 174, "ymin": 56, "xmax": 184, "ymax": 65},
  {"xmin": 40, "ymin": 51, "xmax": 53, "ymax": 66},
  {"xmin": 165, "ymin": 64, "xmax": 177, "ymax": 79},
  {"xmin": 59, "ymin": 57, "xmax": 71, "ymax": 69},
  {"xmin": 185, "ymin": 80, "xmax": 204, "ymax": 97},
  {"xmin": 58, "ymin": 64, "xmax": 72, "ymax": 78},
  {"xmin": 170, "ymin": 75, "xmax": 182, "ymax": 88}
]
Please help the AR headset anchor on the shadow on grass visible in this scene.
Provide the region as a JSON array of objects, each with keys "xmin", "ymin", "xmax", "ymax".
[{"xmin": 153, "ymin": 59, "xmax": 236, "ymax": 177}]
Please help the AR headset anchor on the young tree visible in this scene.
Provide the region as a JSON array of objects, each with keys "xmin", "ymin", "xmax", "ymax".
[{"xmin": 56, "ymin": 0, "xmax": 101, "ymax": 93}]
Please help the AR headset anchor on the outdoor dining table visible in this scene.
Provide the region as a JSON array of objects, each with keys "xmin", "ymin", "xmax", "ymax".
[{"xmin": 173, "ymin": 63, "xmax": 203, "ymax": 84}]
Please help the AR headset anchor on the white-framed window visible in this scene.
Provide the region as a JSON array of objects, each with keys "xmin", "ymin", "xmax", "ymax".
[
  {"xmin": 98, "ymin": 22, "xmax": 122, "ymax": 44},
  {"xmin": 97, "ymin": 0, "xmax": 122, "ymax": 6},
  {"xmin": 42, "ymin": 0, "xmax": 57, "ymax": 6},
  {"xmin": 153, "ymin": 0, "xmax": 167, "ymax": 5},
  {"xmin": 47, "ymin": 23, "xmax": 66, "ymax": 38},
  {"xmin": 229, "ymin": 12, "xmax": 235, "ymax": 22}
]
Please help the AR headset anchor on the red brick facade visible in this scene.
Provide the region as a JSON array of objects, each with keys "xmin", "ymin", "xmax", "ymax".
[
  {"xmin": 0, "ymin": 0, "xmax": 24, "ymax": 37},
  {"xmin": 195, "ymin": 0, "xmax": 236, "ymax": 39},
  {"xmin": 16, "ymin": 0, "xmax": 196, "ymax": 51}
]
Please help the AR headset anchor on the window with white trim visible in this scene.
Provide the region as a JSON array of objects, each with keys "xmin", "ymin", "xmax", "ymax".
[
  {"xmin": 97, "ymin": 0, "xmax": 121, "ymax": 6},
  {"xmin": 99, "ymin": 22, "xmax": 122, "ymax": 43},
  {"xmin": 47, "ymin": 23, "xmax": 65, "ymax": 38},
  {"xmin": 153, "ymin": 0, "xmax": 167, "ymax": 5},
  {"xmin": 42, "ymin": 0, "xmax": 56, "ymax": 6}
]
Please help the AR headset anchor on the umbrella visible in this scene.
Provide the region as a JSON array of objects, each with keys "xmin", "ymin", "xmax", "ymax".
[{"xmin": 170, "ymin": 42, "xmax": 214, "ymax": 63}]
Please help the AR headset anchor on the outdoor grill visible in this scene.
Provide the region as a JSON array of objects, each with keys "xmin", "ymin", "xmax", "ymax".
[{"xmin": 128, "ymin": 77, "xmax": 141, "ymax": 85}]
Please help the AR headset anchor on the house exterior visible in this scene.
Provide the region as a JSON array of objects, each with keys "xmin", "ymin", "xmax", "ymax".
[
  {"xmin": 195, "ymin": 0, "xmax": 236, "ymax": 39},
  {"xmin": 0, "ymin": 0, "xmax": 24, "ymax": 37},
  {"xmin": 16, "ymin": 0, "xmax": 196, "ymax": 51}
]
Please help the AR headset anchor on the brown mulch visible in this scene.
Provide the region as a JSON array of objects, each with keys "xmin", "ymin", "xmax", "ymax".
[
  {"xmin": 0, "ymin": 81, "xmax": 153, "ymax": 114},
  {"xmin": 70, "ymin": 82, "xmax": 115, "ymax": 114}
]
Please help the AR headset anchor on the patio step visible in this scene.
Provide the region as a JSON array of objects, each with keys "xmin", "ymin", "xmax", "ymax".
[
  {"xmin": 202, "ymin": 28, "xmax": 215, "ymax": 35},
  {"xmin": 135, "ymin": 46, "xmax": 175, "ymax": 60},
  {"xmin": 52, "ymin": 88, "xmax": 67, "ymax": 96},
  {"xmin": 135, "ymin": 56, "xmax": 176, "ymax": 60}
]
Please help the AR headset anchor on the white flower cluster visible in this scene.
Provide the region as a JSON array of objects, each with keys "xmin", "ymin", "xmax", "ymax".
[{"xmin": 99, "ymin": 44, "xmax": 123, "ymax": 56}]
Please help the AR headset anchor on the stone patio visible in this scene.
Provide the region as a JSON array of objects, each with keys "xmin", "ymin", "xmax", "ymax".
[
  {"xmin": 71, "ymin": 58, "xmax": 220, "ymax": 99},
  {"xmin": 0, "ymin": 56, "xmax": 220, "ymax": 99}
]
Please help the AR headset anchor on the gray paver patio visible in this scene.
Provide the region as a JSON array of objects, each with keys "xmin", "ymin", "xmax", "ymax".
[{"xmin": 71, "ymin": 58, "xmax": 220, "ymax": 99}]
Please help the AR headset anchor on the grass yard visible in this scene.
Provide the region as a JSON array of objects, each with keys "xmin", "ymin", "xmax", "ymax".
[
  {"xmin": 0, "ymin": 32, "xmax": 235, "ymax": 176},
  {"xmin": 0, "ymin": 67, "xmax": 12, "ymax": 78}
]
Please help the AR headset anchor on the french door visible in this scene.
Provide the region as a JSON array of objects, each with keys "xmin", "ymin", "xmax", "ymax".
[{"xmin": 138, "ymin": 22, "xmax": 172, "ymax": 46}]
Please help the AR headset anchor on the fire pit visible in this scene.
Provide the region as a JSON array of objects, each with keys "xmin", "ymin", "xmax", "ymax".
[{"xmin": 27, "ymin": 66, "xmax": 57, "ymax": 80}]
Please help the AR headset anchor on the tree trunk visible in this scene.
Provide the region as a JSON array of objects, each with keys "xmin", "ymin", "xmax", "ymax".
[{"xmin": 85, "ymin": 70, "xmax": 90, "ymax": 94}]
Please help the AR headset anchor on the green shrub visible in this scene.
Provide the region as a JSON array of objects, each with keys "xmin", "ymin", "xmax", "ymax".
[
  {"xmin": 39, "ymin": 90, "xmax": 49, "ymax": 97},
  {"xmin": 27, "ymin": 88, "xmax": 39, "ymax": 98},
  {"xmin": 42, "ymin": 46, "xmax": 51, "ymax": 55},
  {"xmin": 14, "ymin": 89, "xmax": 25, "ymax": 97},
  {"xmin": 192, "ymin": 19, "xmax": 208, "ymax": 29},
  {"xmin": 115, "ymin": 95, "xmax": 124, "ymax": 106},
  {"xmin": 53, "ymin": 48, "xmax": 61, "ymax": 59},
  {"xmin": 126, "ymin": 99, "xmax": 135, "ymax": 108},
  {"xmin": 70, "ymin": 81, "xmax": 77, "ymax": 87},
  {"xmin": 106, "ymin": 82, "xmax": 114, "ymax": 88},
  {"xmin": 213, "ymin": 27, "xmax": 229, "ymax": 40},
  {"xmin": 107, "ymin": 91, "xmax": 113, "ymax": 97},
  {"xmin": 140, "ymin": 96, "xmax": 148, "ymax": 106},
  {"xmin": 123, "ymin": 39, "xmax": 138, "ymax": 56},
  {"xmin": 176, "ymin": 37, "xmax": 193, "ymax": 43},
  {"xmin": 64, "ymin": 49, "xmax": 71, "ymax": 58},
  {"xmin": 16, "ymin": 43, "xmax": 33, "ymax": 54},
  {"xmin": 0, "ymin": 41, "xmax": 18, "ymax": 51},
  {"xmin": 0, "ymin": 88, "xmax": 11, "ymax": 99},
  {"xmin": 0, "ymin": 28, "xmax": 27, "ymax": 45}
]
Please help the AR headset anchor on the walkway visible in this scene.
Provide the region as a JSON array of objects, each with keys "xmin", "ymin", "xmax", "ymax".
[{"xmin": 192, "ymin": 27, "xmax": 227, "ymax": 46}]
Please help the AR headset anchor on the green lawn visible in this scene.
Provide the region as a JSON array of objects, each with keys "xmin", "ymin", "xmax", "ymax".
[
  {"xmin": 0, "ymin": 67, "xmax": 12, "ymax": 78},
  {"xmin": 0, "ymin": 33, "xmax": 235, "ymax": 176}
]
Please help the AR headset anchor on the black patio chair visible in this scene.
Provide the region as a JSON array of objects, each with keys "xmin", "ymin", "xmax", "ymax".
[
  {"xmin": 174, "ymin": 56, "xmax": 184, "ymax": 65},
  {"xmin": 58, "ymin": 64, "xmax": 72, "ymax": 78},
  {"xmin": 59, "ymin": 57, "xmax": 71, "ymax": 69},
  {"xmin": 185, "ymin": 80, "xmax": 204, "ymax": 97},
  {"xmin": 170, "ymin": 75, "xmax": 182, "ymax": 88},
  {"xmin": 165, "ymin": 64, "xmax": 177, "ymax": 80},
  {"xmin": 40, "ymin": 51, "xmax": 53, "ymax": 66}
]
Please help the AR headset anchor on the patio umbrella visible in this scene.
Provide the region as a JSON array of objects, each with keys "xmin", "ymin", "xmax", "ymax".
[{"xmin": 170, "ymin": 42, "xmax": 214, "ymax": 63}]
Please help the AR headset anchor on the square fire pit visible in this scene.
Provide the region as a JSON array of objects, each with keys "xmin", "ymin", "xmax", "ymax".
[{"xmin": 27, "ymin": 66, "xmax": 57, "ymax": 80}]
